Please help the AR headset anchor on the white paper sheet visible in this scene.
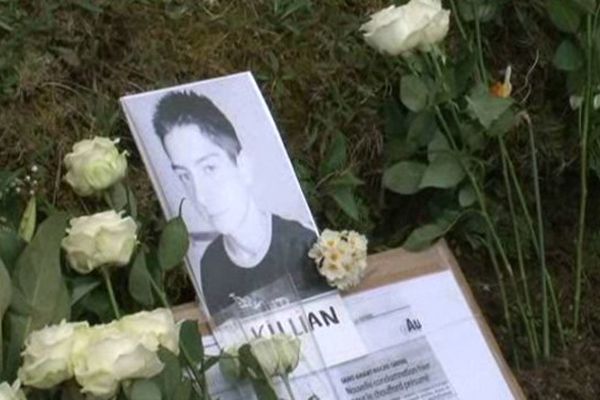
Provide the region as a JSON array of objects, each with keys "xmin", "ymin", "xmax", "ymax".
[{"xmin": 204, "ymin": 270, "xmax": 516, "ymax": 400}]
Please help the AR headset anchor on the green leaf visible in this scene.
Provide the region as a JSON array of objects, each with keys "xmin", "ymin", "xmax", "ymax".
[
  {"xmin": 9, "ymin": 212, "xmax": 69, "ymax": 324},
  {"xmin": 0, "ymin": 258, "xmax": 11, "ymax": 376},
  {"xmin": 407, "ymin": 111, "xmax": 438, "ymax": 148},
  {"xmin": 404, "ymin": 211, "xmax": 461, "ymax": 252},
  {"xmin": 179, "ymin": 320, "xmax": 203, "ymax": 365},
  {"xmin": 0, "ymin": 226, "xmax": 24, "ymax": 274},
  {"xmin": 18, "ymin": 196, "xmax": 36, "ymax": 242},
  {"xmin": 401, "ymin": 75, "xmax": 429, "ymax": 112},
  {"xmin": 129, "ymin": 251, "xmax": 154, "ymax": 307},
  {"xmin": 383, "ymin": 161, "xmax": 427, "ymax": 195},
  {"xmin": 4, "ymin": 313, "xmax": 27, "ymax": 380},
  {"xmin": 238, "ymin": 344, "xmax": 278, "ymax": 400},
  {"xmin": 79, "ymin": 288, "xmax": 113, "ymax": 322},
  {"xmin": 403, "ymin": 224, "xmax": 445, "ymax": 252},
  {"xmin": 130, "ymin": 380, "xmax": 162, "ymax": 400},
  {"xmin": 327, "ymin": 171, "xmax": 363, "ymax": 188},
  {"xmin": 546, "ymin": 0, "xmax": 582, "ymax": 33},
  {"xmin": 70, "ymin": 276, "xmax": 102, "ymax": 306},
  {"xmin": 172, "ymin": 379, "xmax": 192, "ymax": 400},
  {"xmin": 0, "ymin": 258, "xmax": 10, "ymax": 320},
  {"xmin": 427, "ymin": 131, "xmax": 450, "ymax": 163},
  {"xmin": 459, "ymin": 184, "xmax": 477, "ymax": 207},
  {"xmin": 158, "ymin": 217, "xmax": 189, "ymax": 271},
  {"xmin": 383, "ymin": 98, "xmax": 406, "ymax": 140},
  {"xmin": 109, "ymin": 183, "xmax": 138, "ymax": 219},
  {"xmin": 328, "ymin": 186, "xmax": 360, "ymax": 221},
  {"xmin": 110, "ymin": 182, "xmax": 128, "ymax": 212},
  {"xmin": 5, "ymin": 213, "xmax": 70, "ymax": 379},
  {"xmin": 488, "ymin": 108, "xmax": 516, "ymax": 137},
  {"xmin": 420, "ymin": 155, "xmax": 465, "ymax": 189},
  {"xmin": 321, "ymin": 133, "xmax": 347, "ymax": 176},
  {"xmin": 466, "ymin": 85, "xmax": 513, "ymax": 129},
  {"xmin": 553, "ymin": 40, "xmax": 584, "ymax": 71},
  {"xmin": 157, "ymin": 348, "xmax": 182, "ymax": 398}
]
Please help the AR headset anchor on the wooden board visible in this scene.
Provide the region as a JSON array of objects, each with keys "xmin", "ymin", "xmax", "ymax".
[{"xmin": 172, "ymin": 240, "xmax": 526, "ymax": 399}]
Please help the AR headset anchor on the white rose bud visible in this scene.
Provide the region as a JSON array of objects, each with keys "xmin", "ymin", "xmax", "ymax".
[
  {"xmin": 72, "ymin": 325, "xmax": 164, "ymax": 399},
  {"xmin": 61, "ymin": 210, "xmax": 137, "ymax": 274},
  {"xmin": 18, "ymin": 320, "xmax": 89, "ymax": 389},
  {"xmin": 270, "ymin": 335, "xmax": 301, "ymax": 374},
  {"xmin": 360, "ymin": 0, "xmax": 450, "ymax": 56},
  {"xmin": 64, "ymin": 136, "xmax": 127, "ymax": 196},
  {"xmin": 0, "ymin": 380, "xmax": 26, "ymax": 400},
  {"xmin": 219, "ymin": 346, "xmax": 242, "ymax": 381},
  {"xmin": 118, "ymin": 308, "xmax": 180, "ymax": 355},
  {"xmin": 250, "ymin": 334, "xmax": 301, "ymax": 377}
]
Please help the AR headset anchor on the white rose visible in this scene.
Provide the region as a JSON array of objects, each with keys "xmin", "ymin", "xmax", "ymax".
[
  {"xmin": 18, "ymin": 320, "xmax": 89, "ymax": 389},
  {"xmin": 360, "ymin": 0, "xmax": 450, "ymax": 56},
  {"xmin": 0, "ymin": 381, "xmax": 26, "ymax": 400},
  {"xmin": 61, "ymin": 210, "xmax": 137, "ymax": 274},
  {"xmin": 118, "ymin": 308, "xmax": 180, "ymax": 355},
  {"xmin": 72, "ymin": 324, "xmax": 164, "ymax": 399},
  {"xmin": 250, "ymin": 334, "xmax": 301, "ymax": 377},
  {"xmin": 64, "ymin": 137, "xmax": 128, "ymax": 196}
]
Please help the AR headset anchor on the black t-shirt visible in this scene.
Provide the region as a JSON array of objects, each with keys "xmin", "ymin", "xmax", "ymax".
[{"xmin": 200, "ymin": 215, "xmax": 329, "ymax": 316}]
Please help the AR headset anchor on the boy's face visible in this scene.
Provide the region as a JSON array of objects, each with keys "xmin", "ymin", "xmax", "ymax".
[{"xmin": 163, "ymin": 124, "xmax": 250, "ymax": 235}]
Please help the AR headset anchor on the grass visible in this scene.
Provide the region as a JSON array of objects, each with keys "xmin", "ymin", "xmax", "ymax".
[{"xmin": 2, "ymin": 1, "xmax": 600, "ymax": 398}]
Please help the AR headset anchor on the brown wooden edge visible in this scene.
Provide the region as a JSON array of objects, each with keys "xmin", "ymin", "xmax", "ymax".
[{"xmin": 434, "ymin": 241, "xmax": 527, "ymax": 399}]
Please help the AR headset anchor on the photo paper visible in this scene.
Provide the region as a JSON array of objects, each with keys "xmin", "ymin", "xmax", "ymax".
[{"xmin": 120, "ymin": 72, "xmax": 366, "ymax": 368}]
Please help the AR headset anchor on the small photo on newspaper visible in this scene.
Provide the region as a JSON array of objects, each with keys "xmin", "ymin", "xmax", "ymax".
[{"xmin": 120, "ymin": 72, "xmax": 366, "ymax": 370}]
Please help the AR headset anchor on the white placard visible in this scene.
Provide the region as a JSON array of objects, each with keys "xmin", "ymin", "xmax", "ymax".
[{"xmin": 205, "ymin": 270, "xmax": 516, "ymax": 400}]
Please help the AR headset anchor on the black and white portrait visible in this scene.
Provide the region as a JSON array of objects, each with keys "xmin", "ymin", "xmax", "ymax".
[{"xmin": 121, "ymin": 72, "xmax": 330, "ymax": 318}]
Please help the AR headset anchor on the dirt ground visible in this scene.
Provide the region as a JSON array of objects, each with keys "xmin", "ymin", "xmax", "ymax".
[{"xmin": 2, "ymin": 1, "xmax": 600, "ymax": 398}]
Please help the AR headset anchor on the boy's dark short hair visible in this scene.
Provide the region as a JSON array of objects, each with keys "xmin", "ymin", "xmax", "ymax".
[{"xmin": 153, "ymin": 91, "xmax": 241, "ymax": 161}]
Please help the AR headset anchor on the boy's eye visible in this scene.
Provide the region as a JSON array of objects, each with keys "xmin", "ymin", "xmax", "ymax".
[
  {"xmin": 203, "ymin": 164, "xmax": 217, "ymax": 174},
  {"xmin": 176, "ymin": 170, "xmax": 190, "ymax": 182}
]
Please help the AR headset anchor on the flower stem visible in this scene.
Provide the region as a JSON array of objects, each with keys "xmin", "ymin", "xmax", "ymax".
[
  {"xmin": 473, "ymin": 4, "xmax": 488, "ymax": 83},
  {"xmin": 523, "ymin": 114, "xmax": 550, "ymax": 358},
  {"xmin": 448, "ymin": 0, "xmax": 468, "ymax": 42},
  {"xmin": 435, "ymin": 107, "xmax": 539, "ymax": 361},
  {"xmin": 503, "ymin": 141, "xmax": 565, "ymax": 348},
  {"xmin": 149, "ymin": 275, "xmax": 170, "ymax": 309},
  {"xmin": 101, "ymin": 267, "xmax": 121, "ymax": 319},
  {"xmin": 574, "ymin": 14, "xmax": 594, "ymax": 333},
  {"xmin": 483, "ymin": 235, "xmax": 519, "ymax": 367},
  {"xmin": 281, "ymin": 374, "xmax": 297, "ymax": 400},
  {"xmin": 148, "ymin": 274, "xmax": 211, "ymax": 399},
  {"xmin": 498, "ymin": 137, "xmax": 539, "ymax": 356}
]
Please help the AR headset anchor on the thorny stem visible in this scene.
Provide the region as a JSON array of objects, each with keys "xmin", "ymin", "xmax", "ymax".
[{"xmin": 574, "ymin": 15, "xmax": 594, "ymax": 332}]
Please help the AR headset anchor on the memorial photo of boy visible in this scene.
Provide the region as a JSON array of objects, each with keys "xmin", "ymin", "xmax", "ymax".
[{"xmin": 152, "ymin": 91, "xmax": 329, "ymax": 316}]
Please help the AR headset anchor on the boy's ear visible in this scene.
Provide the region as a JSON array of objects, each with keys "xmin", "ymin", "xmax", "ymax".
[{"xmin": 236, "ymin": 150, "xmax": 253, "ymax": 185}]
